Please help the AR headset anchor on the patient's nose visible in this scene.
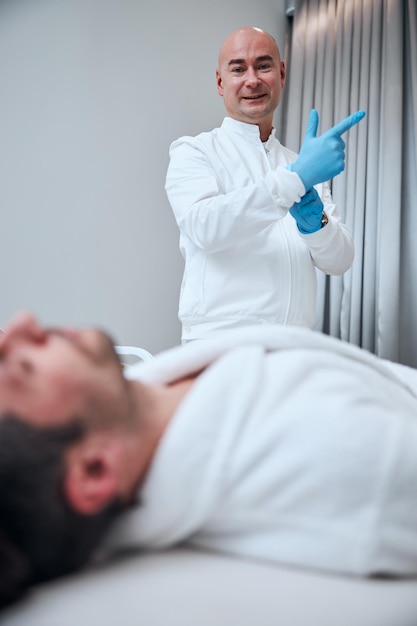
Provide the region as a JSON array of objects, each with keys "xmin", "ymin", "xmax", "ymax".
[{"xmin": 0, "ymin": 311, "xmax": 46, "ymax": 351}]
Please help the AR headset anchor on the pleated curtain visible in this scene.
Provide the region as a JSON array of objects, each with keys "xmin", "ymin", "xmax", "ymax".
[{"xmin": 281, "ymin": 0, "xmax": 417, "ymax": 365}]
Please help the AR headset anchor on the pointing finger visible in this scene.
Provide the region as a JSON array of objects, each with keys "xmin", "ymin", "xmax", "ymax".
[{"xmin": 327, "ymin": 110, "xmax": 366, "ymax": 138}]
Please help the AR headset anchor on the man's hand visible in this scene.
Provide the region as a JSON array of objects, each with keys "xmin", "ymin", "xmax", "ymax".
[
  {"xmin": 289, "ymin": 109, "xmax": 366, "ymax": 190},
  {"xmin": 289, "ymin": 187, "xmax": 324, "ymax": 234}
]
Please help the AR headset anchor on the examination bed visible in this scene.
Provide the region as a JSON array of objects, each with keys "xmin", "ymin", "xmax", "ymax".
[{"xmin": 2, "ymin": 546, "xmax": 417, "ymax": 625}]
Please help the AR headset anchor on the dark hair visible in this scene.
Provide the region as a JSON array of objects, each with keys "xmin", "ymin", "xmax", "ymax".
[{"xmin": 0, "ymin": 414, "xmax": 123, "ymax": 609}]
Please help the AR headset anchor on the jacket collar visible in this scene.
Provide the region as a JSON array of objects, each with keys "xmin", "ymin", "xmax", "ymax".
[{"xmin": 221, "ymin": 117, "xmax": 276, "ymax": 147}]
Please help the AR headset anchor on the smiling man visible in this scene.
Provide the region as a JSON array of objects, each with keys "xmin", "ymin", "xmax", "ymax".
[
  {"xmin": 216, "ymin": 27, "xmax": 286, "ymax": 140},
  {"xmin": 2, "ymin": 311, "xmax": 417, "ymax": 609},
  {"xmin": 165, "ymin": 27, "xmax": 365, "ymax": 342}
]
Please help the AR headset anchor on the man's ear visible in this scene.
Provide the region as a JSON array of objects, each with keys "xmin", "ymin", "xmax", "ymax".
[
  {"xmin": 280, "ymin": 60, "xmax": 286, "ymax": 88},
  {"xmin": 216, "ymin": 69, "xmax": 224, "ymax": 96},
  {"xmin": 63, "ymin": 434, "xmax": 120, "ymax": 515}
]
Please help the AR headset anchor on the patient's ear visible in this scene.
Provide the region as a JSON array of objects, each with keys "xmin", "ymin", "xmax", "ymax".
[{"xmin": 63, "ymin": 433, "xmax": 121, "ymax": 515}]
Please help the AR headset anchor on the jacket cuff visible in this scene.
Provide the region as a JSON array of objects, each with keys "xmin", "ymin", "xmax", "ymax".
[{"xmin": 264, "ymin": 167, "xmax": 306, "ymax": 207}]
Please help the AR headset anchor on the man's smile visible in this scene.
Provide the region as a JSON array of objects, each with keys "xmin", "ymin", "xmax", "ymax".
[{"xmin": 242, "ymin": 93, "xmax": 267, "ymax": 100}]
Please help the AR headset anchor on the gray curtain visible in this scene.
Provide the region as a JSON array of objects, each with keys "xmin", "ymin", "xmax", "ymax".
[{"xmin": 281, "ymin": 0, "xmax": 417, "ymax": 365}]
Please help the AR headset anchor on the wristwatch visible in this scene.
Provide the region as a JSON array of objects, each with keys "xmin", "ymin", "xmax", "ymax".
[{"xmin": 321, "ymin": 211, "xmax": 329, "ymax": 228}]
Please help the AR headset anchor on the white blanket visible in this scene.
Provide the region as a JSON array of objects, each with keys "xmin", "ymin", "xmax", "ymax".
[{"xmin": 106, "ymin": 326, "xmax": 417, "ymax": 576}]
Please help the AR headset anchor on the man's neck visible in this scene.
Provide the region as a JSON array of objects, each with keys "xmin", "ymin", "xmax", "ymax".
[
  {"xmin": 259, "ymin": 122, "xmax": 273, "ymax": 142},
  {"xmin": 126, "ymin": 376, "xmax": 198, "ymax": 493}
]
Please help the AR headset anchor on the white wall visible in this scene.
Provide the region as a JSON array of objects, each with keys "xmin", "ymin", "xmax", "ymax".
[{"xmin": 0, "ymin": 0, "xmax": 288, "ymax": 352}]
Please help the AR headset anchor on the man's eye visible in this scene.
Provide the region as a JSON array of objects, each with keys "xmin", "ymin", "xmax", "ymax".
[
  {"xmin": 258, "ymin": 64, "xmax": 271, "ymax": 70},
  {"xmin": 18, "ymin": 359, "xmax": 33, "ymax": 374},
  {"xmin": 231, "ymin": 67, "xmax": 245, "ymax": 73}
]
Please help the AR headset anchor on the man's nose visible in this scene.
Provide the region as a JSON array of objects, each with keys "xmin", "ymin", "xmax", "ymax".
[
  {"xmin": 245, "ymin": 67, "xmax": 261, "ymax": 87},
  {"xmin": 0, "ymin": 312, "xmax": 45, "ymax": 351}
]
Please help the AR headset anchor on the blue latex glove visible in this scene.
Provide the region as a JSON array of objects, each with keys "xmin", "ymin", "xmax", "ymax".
[
  {"xmin": 289, "ymin": 109, "xmax": 366, "ymax": 190},
  {"xmin": 289, "ymin": 187, "xmax": 324, "ymax": 234}
]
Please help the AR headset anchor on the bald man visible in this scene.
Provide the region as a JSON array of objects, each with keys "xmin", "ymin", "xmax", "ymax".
[{"xmin": 165, "ymin": 27, "xmax": 364, "ymax": 343}]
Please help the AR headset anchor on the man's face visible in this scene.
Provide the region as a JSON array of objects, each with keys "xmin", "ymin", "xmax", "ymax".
[
  {"xmin": 0, "ymin": 312, "xmax": 128, "ymax": 428},
  {"xmin": 216, "ymin": 28, "xmax": 286, "ymax": 130}
]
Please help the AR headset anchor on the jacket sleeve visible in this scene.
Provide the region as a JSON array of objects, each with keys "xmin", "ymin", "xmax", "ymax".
[
  {"xmin": 165, "ymin": 138, "xmax": 305, "ymax": 253},
  {"xmin": 300, "ymin": 182, "xmax": 355, "ymax": 275}
]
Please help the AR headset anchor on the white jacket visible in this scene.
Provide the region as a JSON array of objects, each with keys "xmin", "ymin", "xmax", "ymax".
[{"xmin": 165, "ymin": 117, "xmax": 354, "ymax": 340}]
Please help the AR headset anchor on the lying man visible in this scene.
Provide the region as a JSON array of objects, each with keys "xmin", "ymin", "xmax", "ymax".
[{"xmin": 1, "ymin": 311, "xmax": 417, "ymax": 608}]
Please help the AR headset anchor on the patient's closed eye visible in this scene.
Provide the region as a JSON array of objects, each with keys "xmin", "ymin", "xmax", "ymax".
[
  {"xmin": 0, "ymin": 356, "xmax": 34, "ymax": 377},
  {"xmin": 17, "ymin": 359, "xmax": 33, "ymax": 374}
]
